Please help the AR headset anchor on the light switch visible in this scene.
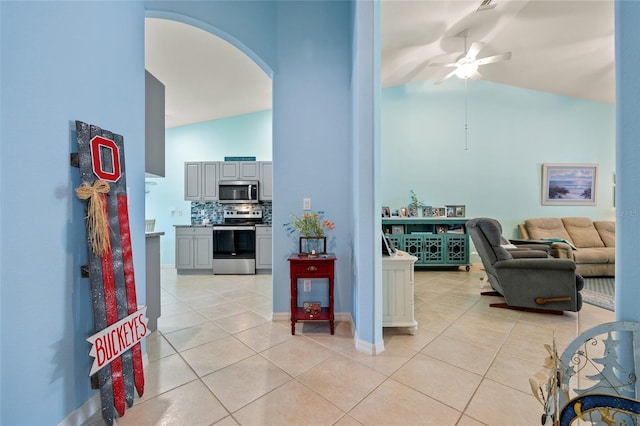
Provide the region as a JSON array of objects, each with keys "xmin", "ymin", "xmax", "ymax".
[
  {"xmin": 303, "ymin": 280, "xmax": 312, "ymax": 292},
  {"xmin": 303, "ymin": 198, "xmax": 311, "ymax": 210}
]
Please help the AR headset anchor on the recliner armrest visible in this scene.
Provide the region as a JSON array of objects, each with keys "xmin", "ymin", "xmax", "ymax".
[
  {"xmin": 509, "ymin": 238, "xmax": 552, "ymax": 247},
  {"xmin": 508, "ymin": 249, "xmax": 549, "ymax": 259},
  {"xmin": 494, "ymin": 258, "xmax": 577, "ymax": 271},
  {"xmin": 508, "ymin": 239, "xmax": 552, "ymax": 255}
]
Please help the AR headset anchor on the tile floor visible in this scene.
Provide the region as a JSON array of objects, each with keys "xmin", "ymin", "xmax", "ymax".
[{"xmin": 85, "ymin": 265, "xmax": 613, "ymax": 426}]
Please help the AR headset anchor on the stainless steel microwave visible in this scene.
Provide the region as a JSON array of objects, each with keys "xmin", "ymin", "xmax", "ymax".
[{"xmin": 218, "ymin": 180, "xmax": 259, "ymax": 203}]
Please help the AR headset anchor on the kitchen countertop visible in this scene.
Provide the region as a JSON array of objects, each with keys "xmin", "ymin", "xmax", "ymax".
[
  {"xmin": 145, "ymin": 231, "xmax": 165, "ymax": 238},
  {"xmin": 174, "ymin": 224, "xmax": 272, "ymax": 227},
  {"xmin": 174, "ymin": 224, "xmax": 216, "ymax": 227}
]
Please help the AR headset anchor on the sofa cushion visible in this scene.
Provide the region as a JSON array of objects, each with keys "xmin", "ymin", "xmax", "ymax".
[
  {"xmin": 561, "ymin": 217, "xmax": 605, "ymax": 248},
  {"xmin": 572, "ymin": 247, "xmax": 613, "ymax": 264},
  {"xmin": 524, "ymin": 218, "xmax": 573, "ymax": 243},
  {"xmin": 594, "ymin": 221, "xmax": 615, "ymax": 247}
]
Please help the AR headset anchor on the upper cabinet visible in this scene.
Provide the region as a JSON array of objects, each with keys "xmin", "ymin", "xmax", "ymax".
[
  {"xmin": 185, "ymin": 161, "xmax": 272, "ymax": 201},
  {"xmin": 219, "ymin": 161, "xmax": 260, "ymax": 181},
  {"xmin": 259, "ymin": 162, "xmax": 273, "ymax": 201},
  {"xmin": 145, "ymin": 70, "xmax": 165, "ymax": 177},
  {"xmin": 184, "ymin": 162, "xmax": 219, "ymax": 201}
]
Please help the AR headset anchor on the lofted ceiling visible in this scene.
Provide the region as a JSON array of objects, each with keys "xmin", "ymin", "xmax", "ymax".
[{"xmin": 145, "ymin": 0, "xmax": 614, "ymax": 129}]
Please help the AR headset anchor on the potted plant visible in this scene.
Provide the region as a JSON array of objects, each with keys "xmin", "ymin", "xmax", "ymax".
[{"xmin": 284, "ymin": 211, "xmax": 335, "ymax": 256}]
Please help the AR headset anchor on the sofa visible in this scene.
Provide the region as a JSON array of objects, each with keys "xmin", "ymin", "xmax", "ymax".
[{"xmin": 518, "ymin": 217, "xmax": 615, "ymax": 277}]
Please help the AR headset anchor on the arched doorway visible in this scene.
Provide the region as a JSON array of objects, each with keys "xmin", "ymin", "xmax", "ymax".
[{"xmin": 143, "ymin": 15, "xmax": 275, "ymax": 321}]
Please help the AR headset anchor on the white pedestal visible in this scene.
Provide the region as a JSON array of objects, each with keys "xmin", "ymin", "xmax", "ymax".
[{"xmin": 382, "ymin": 251, "xmax": 418, "ymax": 334}]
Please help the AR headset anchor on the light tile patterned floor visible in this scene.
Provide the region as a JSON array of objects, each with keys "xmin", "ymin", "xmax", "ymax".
[{"xmin": 84, "ymin": 265, "xmax": 613, "ymax": 426}]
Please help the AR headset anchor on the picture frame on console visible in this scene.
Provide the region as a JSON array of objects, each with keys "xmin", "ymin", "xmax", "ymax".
[
  {"xmin": 391, "ymin": 225, "xmax": 404, "ymax": 235},
  {"xmin": 542, "ymin": 163, "xmax": 598, "ymax": 206},
  {"xmin": 432, "ymin": 207, "xmax": 446, "ymax": 217},
  {"xmin": 446, "ymin": 205, "xmax": 466, "ymax": 217}
]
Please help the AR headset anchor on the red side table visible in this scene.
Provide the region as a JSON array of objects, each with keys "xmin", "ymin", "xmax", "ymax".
[{"xmin": 287, "ymin": 253, "xmax": 336, "ymax": 335}]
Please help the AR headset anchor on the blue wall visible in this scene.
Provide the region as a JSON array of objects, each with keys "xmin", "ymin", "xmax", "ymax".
[
  {"xmin": 615, "ymin": 0, "xmax": 640, "ymax": 322},
  {"xmin": 145, "ymin": 110, "xmax": 273, "ymax": 263},
  {"xmin": 148, "ymin": 0, "xmax": 357, "ymax": 337},
  {"xmin": 382, "ymin": 79, "xmax": 616, "ymax": 246},
  {"xmin": 0, "ymin": 0, "xmax": 625, "ymax": 422},
  {"xmin": 150, "ymin": 80, "xmax": 615, "ymax": 268},
  {"xmin": 2, "ymin": 1, "xmax": 364, "ymax": 422},
  {"xmin": 270, "ymin": 1, "xmax": 355, "ymax": 319},
  {"xmin": 0, "ymin": 1, "xmax": 146, "ymax": 424}
]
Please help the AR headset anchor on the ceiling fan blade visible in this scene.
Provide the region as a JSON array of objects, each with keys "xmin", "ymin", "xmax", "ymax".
[
  {"xmin": 434, "ymin": 68, "xmax": 458, "ymax": 85},
  {"xmin": 465, "ymin": 41, "xmax": 485, "ymax": 60},
  {"xmin": 428, "ymin": 62, "xmax": 457, "ymax": 68},
  {"xmin": 475, "ymin": 52, "xmax": 512, "ymax": 66}
]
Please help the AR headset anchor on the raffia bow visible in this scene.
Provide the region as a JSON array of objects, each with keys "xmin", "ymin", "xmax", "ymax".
[{"xmin": 75, "ymin": 180, "xmax": 111, "ymax": 256}]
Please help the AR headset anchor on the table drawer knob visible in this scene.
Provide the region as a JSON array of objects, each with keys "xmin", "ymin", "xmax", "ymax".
[{"xmin": 307, "ymin": 266, "xmax": 317, "ymax": 272}]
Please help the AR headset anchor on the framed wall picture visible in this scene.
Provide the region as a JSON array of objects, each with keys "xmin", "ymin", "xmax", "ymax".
[{"xmin": 542, "ymin": 163, "xmax": 598, "ymax": 205}]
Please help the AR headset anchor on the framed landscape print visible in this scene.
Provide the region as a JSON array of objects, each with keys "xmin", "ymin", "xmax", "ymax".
[{"xmin": 542, "ymin": 163, "xmax": 598, "ymax": 205}]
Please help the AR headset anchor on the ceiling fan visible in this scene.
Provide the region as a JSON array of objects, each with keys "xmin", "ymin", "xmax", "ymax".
[{"xmin": 431, "ymin": 32, "xmax": 512, "ymax": 85}]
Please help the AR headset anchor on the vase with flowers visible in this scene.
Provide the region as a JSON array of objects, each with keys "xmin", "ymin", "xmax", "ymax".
[
  {"xmin": 284, "ymin": 210, "xmax": 335, "ymax": 256},
  {"xmin": 409, "ymin": 190, "xmax": 426, "ymax": 217}
]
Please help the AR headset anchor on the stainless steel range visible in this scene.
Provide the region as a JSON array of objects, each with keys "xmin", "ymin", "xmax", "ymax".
[{"xmin": 212, "ymin": 207, "xmax": 262, "ymax": 275}]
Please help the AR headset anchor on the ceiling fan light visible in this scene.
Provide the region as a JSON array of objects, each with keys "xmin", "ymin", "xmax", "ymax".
[{"xmin": 454, "ymin": 62, "xmax": 478, "ymax": 79}]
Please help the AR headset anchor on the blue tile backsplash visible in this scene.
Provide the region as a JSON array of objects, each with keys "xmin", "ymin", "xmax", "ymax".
[{"xmin": 190, "ymin": 201, "xmax": 272, "ymax": 225}]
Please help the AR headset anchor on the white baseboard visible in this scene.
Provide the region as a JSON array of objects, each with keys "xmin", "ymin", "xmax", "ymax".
[
  {"xmin": 353, "ymin": 329, "xmax": 385, "ymax": 355},
  {"xmin": 57, "ymin": 393, "xmax": 101, "ymax": 426},
  {"xmin": 57, "ymin": 354, "xmax": 149, "ymax": 426},
  {"xmin": 272, "ymin": 313, "xmax": 383, "ymax": 354}
]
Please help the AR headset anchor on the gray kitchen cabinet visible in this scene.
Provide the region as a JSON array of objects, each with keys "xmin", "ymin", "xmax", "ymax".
[
  {"xmin": 259, "ymin": 161, "xmax": 273, "ymax": 201},
  {"xmin": 219, "ymin": 161, "xmax": 259, "ymax": 181},
  {"xmin": 256, "ymin": 225, "xmax": 272, "ymax": 270},
  {"xmin": 175, "ymin": 227, "xmax": 213, "ymax": 270},
  {"xmin": 184, "ymin": 162, "xmax": 219, "ymax": 201},
  {"xmin": 145, "ymin": 70, "xmax": 165, "ymax": 177}
]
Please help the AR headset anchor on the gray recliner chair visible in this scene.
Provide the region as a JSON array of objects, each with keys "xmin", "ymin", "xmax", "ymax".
[{"xmin": 467, "ymin": 217, "xmax": 584, "ymax": 314}]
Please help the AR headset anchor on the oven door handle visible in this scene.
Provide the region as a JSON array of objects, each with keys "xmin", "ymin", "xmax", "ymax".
[{"xmin": 213, "ymin": 226, "xmax": 256, "ymax": 231}]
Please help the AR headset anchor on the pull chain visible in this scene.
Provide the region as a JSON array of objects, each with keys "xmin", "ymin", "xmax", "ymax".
[{"xmin": 464, "ymin": 78, "xmax": 469, "ymax": 151}]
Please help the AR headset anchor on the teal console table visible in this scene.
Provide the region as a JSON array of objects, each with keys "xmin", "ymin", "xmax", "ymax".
[{"xmin": 382, "ymin": 218, "xmax": 470, "ymax": 271}]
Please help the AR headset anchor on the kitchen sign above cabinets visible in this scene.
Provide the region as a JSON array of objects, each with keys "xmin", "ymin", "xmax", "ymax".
[{"xmin": 184, "ymin": 161, "xmax": 272, "ymax": 202}]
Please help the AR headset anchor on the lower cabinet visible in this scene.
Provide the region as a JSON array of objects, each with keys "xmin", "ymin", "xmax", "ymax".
[
  {"xmin": 256, "ymin": 225, "xmax": 272, "ymax": 270},
  {"xmin": 383, "ymin": 218, "xmax": 470, "ymax": 270},
  {"xmin": 382, "ymin": 251, "xmax": 418, "ymax": 334},
  {"xmin": 175, "ymin": 227, "xmax": 213, "ymax": 270}
]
